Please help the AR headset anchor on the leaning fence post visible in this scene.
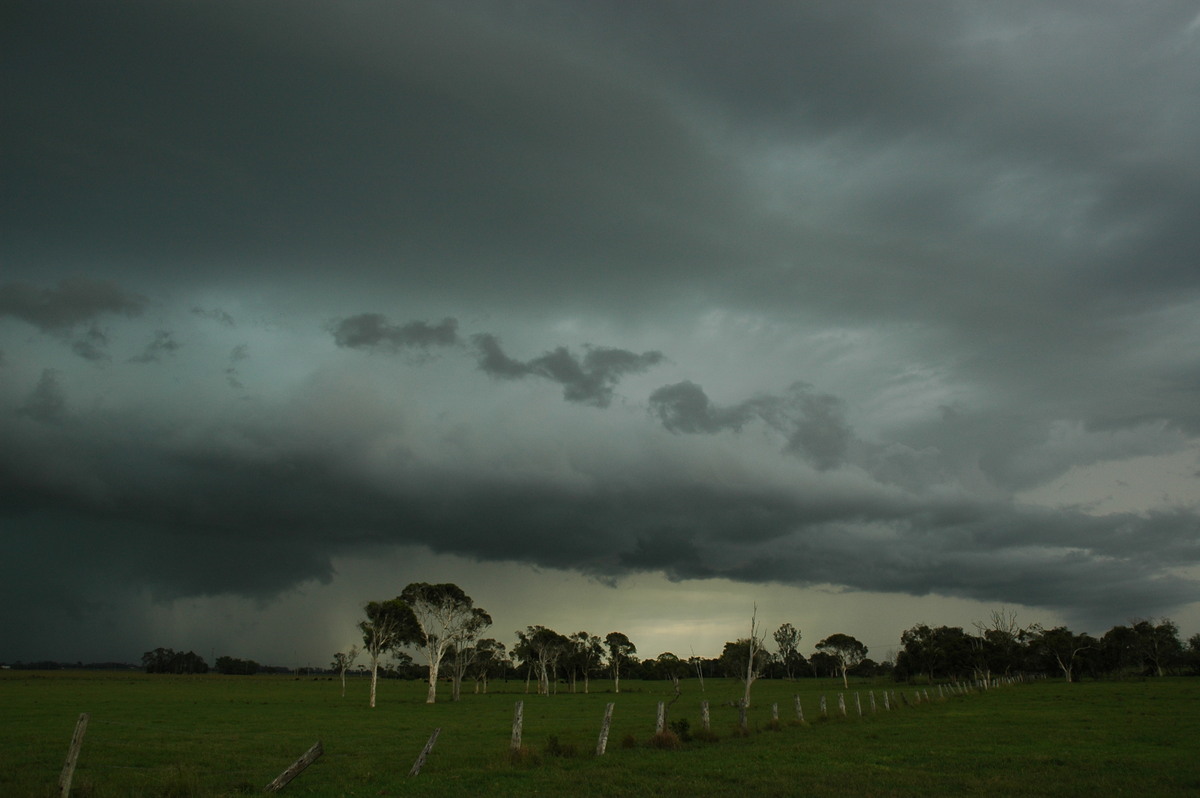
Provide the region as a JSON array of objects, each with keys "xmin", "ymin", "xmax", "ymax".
[
  {"xmin": 869, "ymin": 691, "xmax": 877, "ymax": 713},
  {"xmin": 701, "ymin": 699, "xmax": 711, "ymax": 732},
  {"xmin": 855, "ymin": 692, "xmax": 863, "ymax": 717},
  {"xmin": 409, "ymin": 729, "xmax": 441, "ymax": 777},
  {"xmin": 819, "ymin": 695, "xmax": 827, "ymax": 717},
  {"xmin": 794, "ymin": 695, "xmax": 805, "ymax": 723},
  {"xmin": 265, "ymin": 741, "xmax": 323, "ymax": 793},
  {"xmin": 510, "ymin": 700, "xmax": 524, "ymax": 751},
  {"xmin": 596, "ymin": 702, "xmax": 615, "ymax": 756},
  {"xmin": 59, "ymin": 713, "xmax": 89, "ymax": 798},
  {"xmin": 837, "ymin": 694, "xmax": 847, "ymax": 717}
]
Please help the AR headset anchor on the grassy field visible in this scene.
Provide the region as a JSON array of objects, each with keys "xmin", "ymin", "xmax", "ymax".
[{"xmin": 3, "ymin": 670, "xmax": 1199, "ymax": 797}]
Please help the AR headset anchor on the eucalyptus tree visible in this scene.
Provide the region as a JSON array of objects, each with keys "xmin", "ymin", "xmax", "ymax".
[
  {"xmin": 816, "ymin": 633, "xmax": 868, "ymax": 689},
  {"xmin": 567, "ymin": 631, "xmax": 604, "ymax": 693},
  {"xmin": 360, "ymin": 598, "xmax": 420, "ymax": 707},
  {"xmin": 517, "ymin": 625, "xmax": 569, "ymax": 694},
  {"xmin": 1030, "ymin": 625, "xmax": 1095, "ymax": 682},
  {"xmin": 332, "ymin": 646, "xmax": 358, "ymax": 697},
  {"xmin": 1130, "ymin": 618, "xmax": 1182, "ymax": 677},
  {"xmin": 400, "ymin": 582, "xmax": 491, "ymax": 703},
  {"xmin": 773, "ymin": 622, "xmax": 803, "ymax": 680},
  {"xmin": 469, "ymin": 638, "xmax": 507, "ymax": 693},
  {"xmin": 605, "ymin": 631, "xmax": 637, "ymax": 694}
]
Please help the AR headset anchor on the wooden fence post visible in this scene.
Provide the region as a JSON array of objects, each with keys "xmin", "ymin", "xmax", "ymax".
[
  {"xmin": 855, "ymin": 692, "xmax": 862, "ymax": 717},
  {"xmin": 869, "ymin": 691, "xmax": 877, "ymax": 713},
  {"xmin": 59, "ymin": 713, "xmax": 89, "ymax": 798},
  {"xmin": 510, "ymin": 701, "xmax": 524, "ymax": 751},
  {"xmin": 794, "ymin": 695, "xmax": 805, "ymax": 724},
  {"xmin": 701, "ymin": 699, "xmax": 711, "ymax": 732},
  {"xmin": 837, "ymin": 694, "xmax": 846, "ymax": 717},
  {"xmin": 771, "ymin": 703, "xmax": 779, "ymax": 725},
  {"xmin": 409, "ymin": 729, "xmax": 441, "ymax": 777},
  {"xmin": 596, "ymin": 702, "xmax": 615, "ymax": 756},
  {"xmin": 656, "ymin": 701, "xmax": 666, "ymax": 734},
  {"xmin": 819, "ymin": 695, "xmax": 827, "ymax": 717},
  {"xmin": 265, "ymin": 741, "xmax": 323, "ymax": 793}
]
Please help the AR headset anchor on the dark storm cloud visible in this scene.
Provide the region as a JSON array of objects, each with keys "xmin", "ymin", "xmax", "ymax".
[
  {"xmin": 0, "ymin": 277, "xmax": 147, "ymax": 332},
  {"xmin": 4, "ymin": 0, "xmax": 1200, "ymax": 660},
  {"xmin": 332, "ymin": 314, "xmax": 460, "ymax": 351},
  {"xmin": 191, "ymin": 307, "xmax": 235, "ymax": 327},
  {"xmin": 129, "ymin": 331, "xmax": 181, "ymax": 364},
  {"xmin": 3, "ymin": 390, "xmax": 1195, "ymax": 628},
  {"xmin": 0, "ymin": 277, "xmax": 147, "ymax": 360},
  {"xmin": 70, "ymin": 325, "xmax": 112, "ymax": 362},
  {"xmin": 16, "ymin": 369, "xmax": 67, "ymax": 424},
  {"xmin": 225, "ymin": 344, "xmax": 249, "ymax": 389},
  {"xmin": 650, "ymin": 381, "xmax": 852, "ymax": 470},
  {"xmin": 473, "ymin": 334, "xmax": 663, "ymax": 407}
]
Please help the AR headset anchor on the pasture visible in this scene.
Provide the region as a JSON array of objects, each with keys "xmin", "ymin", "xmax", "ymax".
[{"xmin": 3, "ymin": 670, "xmax": 1199, "ymax": 796}]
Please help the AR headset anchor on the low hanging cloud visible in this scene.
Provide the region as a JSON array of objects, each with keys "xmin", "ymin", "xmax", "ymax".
[
  {"xmin": 0, "ymin": 277, "xmax": 147, "ymax": 361},
  {"xmin": 0, "ymin": 277, "xmax": 146, "ymax": 331},
  {"xmin": 129, "ymin": 331, "xmax": 181, "ymax": 364},
  {"xmin": 332, "ymin": 314, "xmax": 460, "ymax": 351},
  {"xmin": 472, "ymin": 333, "xmax": 664, "ymax": 407},
  {"xmin": 650, "ymin": 380, "xmax": 852, "ymax": 470}
]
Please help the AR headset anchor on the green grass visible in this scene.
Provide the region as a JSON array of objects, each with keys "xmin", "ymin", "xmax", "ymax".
[{"xmin": 3, "ymin": 671, "xmax": 1199, "ymax": 796}]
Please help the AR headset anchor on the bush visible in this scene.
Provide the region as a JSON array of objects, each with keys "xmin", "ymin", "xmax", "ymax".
[
  {"xmin": 648, "ymin": 730, "xmax": 681, "ymax": 750},
  {"xmin": 668, "ymin": 718, "xmax": 692, "ymax": 742},
  {"xmin": 544, "ymin": 735, "xmax": 578, "ymax": 758},
  {"xmin": 507, "ymin": 745, "xmax": 541, "ymax": 766}
]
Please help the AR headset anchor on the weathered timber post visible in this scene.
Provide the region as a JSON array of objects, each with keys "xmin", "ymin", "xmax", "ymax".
[
  {"xmin": 794, "ymin": 695, "xmax": 805, "ymax": 724},
  {"xmin": 510, "ymin": 701, "xmax": 524, "ymax": 751},
  {"xmin": 409, "ymin": 729, "xmax": 441, "ymax": 777},
  {"xmin": 869, "ymin": 691, "xmax": 877, "ymax": 713},
  {"xmin": 938, "ymin": 685, "xmax": 944, "ymax": 699},
  {"xmin": 819, "ymin": 695, "xmax": 827, "ymax": 717},
  {"xmin": 883, "ymin": 691, "xmax": 891, "ymax": 711},
  {"xmin": 656, "ymin": 701, "xmax": 666, "ymax": 734},
  {"xmin": 771, "ymin": 703, "xmax": 780, "ymax": 724},
  {"xmin": 265, "ymin": 741, "xmax": 323, "ymax": 792},
  {"xmin": 59, "ymin": 712, "xmax": 89, "ymax": 798},
  {"xmin": 837, "ymin": 694, "xmax": 846, "ymax": 717},
  {"xmin": 701, "ymin": 699, "xmax": 711, "ymax": 732},
  {"xmin": 923, "ymin": 689, "xmax": 930, "ymax": 702},
  {"xmin": 596, "ymin": 703, "xmax": 615, "ymax": 756},
  {"xmin": 855, "ymin": 692, "xmax": 862, "ymax": 717}
]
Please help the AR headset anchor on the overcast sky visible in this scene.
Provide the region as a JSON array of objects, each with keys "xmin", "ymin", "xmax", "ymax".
[{"xmin": 4, "ymin": 1, "xmax": 1200, "ymax": 667}]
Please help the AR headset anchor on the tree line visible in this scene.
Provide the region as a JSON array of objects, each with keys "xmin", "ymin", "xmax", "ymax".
[{"xmin": 131, "ymin": 587, "xmax": 1200, "ymax": 693}]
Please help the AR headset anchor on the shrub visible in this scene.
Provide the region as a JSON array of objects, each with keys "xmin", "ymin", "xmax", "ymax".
[
  {"xmin": 507, "ymin": 745, "xmax": 542, "ymax": 766},
  {"xmin": 648, "ymin": 730, "xmax": 682, "ymax": 750},
  {"xmin": 668, "ymin": 718, "xmax": 692, "ymax": 742},
  {"xmin": 545, "ymin": 735, "xmax": 578, "ymax": 758}
]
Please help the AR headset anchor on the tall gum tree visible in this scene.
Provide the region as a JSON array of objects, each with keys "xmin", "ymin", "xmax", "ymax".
[
  {"xmin": 400, "ymin": 582, "xmax": 491, "ymax": 704},
  {"xmin": 604, "ymin": 631, "xmax": 636, "ymax": 694},
  {"xmin": 360, "ymin": 598, "xmax": 419, "ymax": 708},
  {"xmin": 816, "ymin": 633, "xmax": 868, "ymax": 689}
]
